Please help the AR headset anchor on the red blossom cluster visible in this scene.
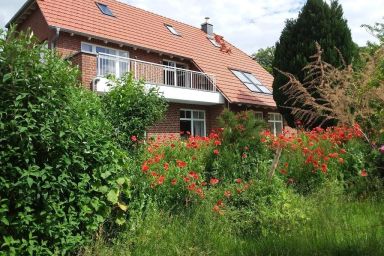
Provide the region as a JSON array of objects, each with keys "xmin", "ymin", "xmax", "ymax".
[{"xmin": 261, "ymin": 124, "xmax": 366, "ymax": 177}]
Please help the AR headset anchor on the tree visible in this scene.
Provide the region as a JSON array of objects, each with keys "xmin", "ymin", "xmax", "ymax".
[
  {"xmin": 272, "ymin": 0, "xmax": 356, "ymax": 128},
  {"xmin": 102, "ymin": 74, "xmax": 168, "ymax": 150},
  {"xmin": 252, "ymin": 46, "xmax": 275, "ymax": 74}
]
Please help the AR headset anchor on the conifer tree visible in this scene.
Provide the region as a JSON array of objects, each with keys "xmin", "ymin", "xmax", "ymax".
[{"xmin": 272, "ymin": 0, "xmax": 356, "ymax": 127}]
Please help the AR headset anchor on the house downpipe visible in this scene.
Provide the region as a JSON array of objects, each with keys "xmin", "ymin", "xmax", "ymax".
[{"xmin": 51, "ymin": 27, "xmax": 61, "ymax": 49}]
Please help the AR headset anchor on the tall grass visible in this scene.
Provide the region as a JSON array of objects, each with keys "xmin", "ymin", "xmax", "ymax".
[{"xmin": 82, "ymin": 190, "xmax": 384, "ymax": 256}]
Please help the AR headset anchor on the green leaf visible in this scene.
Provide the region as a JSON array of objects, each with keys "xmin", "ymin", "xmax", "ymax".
[
  {"xmin": 26, "ymin": 177, "xmax": 33, "ymax": 188},
  {"xmin": 116, "ymin": 177, "xmax": 126, "ymax": 185},
  {"xmin": 107, "ymin": 190, "xmax": 119, "ymax": 204},
  {"xmin": 1, "ymin": 216, "xmax": 9, "ymax": 226},
  {"xmin": 115, "ymin": 217, "xmax": 126, "ymax": 226}
]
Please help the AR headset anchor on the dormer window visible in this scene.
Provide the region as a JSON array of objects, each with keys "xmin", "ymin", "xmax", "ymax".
[
  {"xmin": 231, "ymin": 70, "xmax": 271, "ymax": 94},
  {"xmin": 165, "ymin": 24, "xmax": 180, "ymax": 36},
  {"xmin": 96, "ymin": 2, "xmax": 114, "ymax": 16}
]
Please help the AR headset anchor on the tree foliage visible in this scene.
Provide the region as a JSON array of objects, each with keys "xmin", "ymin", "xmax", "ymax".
[
  {"xmin": 0, "ymin": 28, "xmax": 132, "ymax": 254},
  {"xmin": 252, "ymin": 46, "xmax": 275, "ymax": 74},
  {"xmin": 101, "ymin": 74, "xmax": 168, "ymax": 150},
  {"xmin": 272, "ymin": 0, "xmax": 356, "ymax": 127}
]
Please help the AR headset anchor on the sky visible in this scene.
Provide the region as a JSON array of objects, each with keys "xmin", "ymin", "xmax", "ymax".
[{"xmin": 1, "ymin": 0, "xmax": 383, "ymax": 55}]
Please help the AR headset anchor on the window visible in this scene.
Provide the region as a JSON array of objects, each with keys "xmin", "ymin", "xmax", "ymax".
[
  {"xmin": 96, "ymin": 2, "xmax": 114, "ymax": 16},
  {"xmin": 163, "ymin": 60, "xmax": 190, "ymax": 87},
  {"xmin": 231, "ymin": 70, "xmax": 271, "ymax": 94},
  {"xmin": 165, "ymin": 24, "xmax": 180, "ymax": 36},
  {"xmin": 209, "ymin": 38, "xmax": 220, "ymax": 47},
  {"xmin": 254, "ymin": 111, "xmax": 263, "ymax": 120},
  {"xmin": 180, "ymin": 110, "xmax": 206, "ymax": 137},
  {"xmin": 81, "ymin": 42, "xmax": 129, "ymax": 78},
  {"xmin": 268, "ymin": 113, "xmax": 283, "ymax": 136}
]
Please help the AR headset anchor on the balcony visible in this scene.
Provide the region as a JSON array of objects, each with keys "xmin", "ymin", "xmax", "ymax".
[{"xmin": 94, "ymin": 53, "xmax": 225, "ymax": 105}]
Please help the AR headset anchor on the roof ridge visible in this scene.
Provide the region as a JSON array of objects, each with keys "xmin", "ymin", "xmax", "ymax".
[{"xmin": 115, "ymin": 0, "xmax": 207, "ymax": 34}]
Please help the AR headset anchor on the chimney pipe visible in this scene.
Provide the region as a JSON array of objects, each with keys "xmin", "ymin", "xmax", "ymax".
[{"xmin": 201, "ymin": 17, "xmax": 213, "ymax": 36}]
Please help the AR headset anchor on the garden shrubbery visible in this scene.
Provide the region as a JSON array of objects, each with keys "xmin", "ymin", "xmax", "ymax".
[{"xmin": 0, "ymin": 28, "xmax": 133, "ymax": 254}]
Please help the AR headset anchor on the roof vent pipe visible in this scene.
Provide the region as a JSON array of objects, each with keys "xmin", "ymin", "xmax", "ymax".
[{"xmin": 201, "ymin": 17, "xmax": 213, "ymax": 36}]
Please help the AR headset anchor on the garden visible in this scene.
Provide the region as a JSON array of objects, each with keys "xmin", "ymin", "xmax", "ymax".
[{"xmin": 1, "ymin": 12, "xmax": 384, "ymax": 256}]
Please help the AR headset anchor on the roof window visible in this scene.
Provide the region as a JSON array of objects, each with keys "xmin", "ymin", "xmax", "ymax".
[
  {"xmin": 231, "ymin": 70, "xmax": 271, "ymax": 94},
  {"xmin": 165, "ymin": 24, "xmax": 180, "ymax": 36},
  {"xmin": 209, "ymin": 38, "xmax": 220, "ymax": 47},
  {"xmin": 96, "ymin": 2, "xmax": 114, "ymax": 16}
]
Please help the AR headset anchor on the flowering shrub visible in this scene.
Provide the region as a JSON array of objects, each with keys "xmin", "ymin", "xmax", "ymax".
[
  {"xmin": 137, "ymin": 111, "xmax": 271, "ymax": 209},
  {"xmin": 261, "ymin": 124, "xmax": 374, "ymax": 193}
]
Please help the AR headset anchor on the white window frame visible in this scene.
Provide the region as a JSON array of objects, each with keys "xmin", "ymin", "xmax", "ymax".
[
  {"xmin": 254, "ymin": 111, "xmax": 263, "ymax": 120},
  {"xmin": 231, "ymin": 69, "xmax": 272, "ymax": 94},
  {"xmin": 209, "ymin": 38, "xmax": 221, "ymax": 47},
  {"xmin": 165, "ymin": 24, "xmax": 180, "ymax": 36},
  {"xmin": 81, "ymin": 42, "xmax": 129, "ymax": 78},
  {"xmin": 163, "ymin": 59, "xmax": 189, "ymax": 87},
  {"xmin": 268, "ymin": 112, "xmax": 283, "ymax": 136},
  {"xmin": 180, "ymin": 109, "xmax": 206, "ymax": 137}
]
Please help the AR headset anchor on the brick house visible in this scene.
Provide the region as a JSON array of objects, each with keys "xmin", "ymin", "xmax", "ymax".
[{"xmin": 8, "ymin": 0, "xmax": 284, "ymax": 137}]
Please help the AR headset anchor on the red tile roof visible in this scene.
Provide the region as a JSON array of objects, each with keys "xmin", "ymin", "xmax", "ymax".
[{"xmin": 32, "ymin": 0, "xmax": 276, "ymax": 107}]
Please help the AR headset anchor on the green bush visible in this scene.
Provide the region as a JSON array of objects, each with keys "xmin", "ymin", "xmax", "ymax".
[
  {"xmin": 224, "ymin": 176, "xmax": 307, "ymax": 237},
  {"xmin": 102, "ymin": 74, "xmax": 168, "ymax": 150},
  {"xmin": 206, "ymin": 110, "xmax": 272, "ymax": 181},
  {"xmin": 0, "ymin": 28, "xmax": 131, "ymax": 254}
]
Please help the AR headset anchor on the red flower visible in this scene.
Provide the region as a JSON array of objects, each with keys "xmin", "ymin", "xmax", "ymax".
[
  {"xmin": 176, "ymin": 160, "xmax": 187, "ymax": 168},
  {"xmin": 187, "ymin": 183, "xmax": 196, "ymax": 191},
  {"xmin": 235, "ymin": 178, "xmax": 242, "ymax": 184},
  {"xmin": 242, "ymin": 153, "xmax": 247, "ymax": 159},
  {"xmin": 188, "ymin": 171, "xmax": 199, "ymax": 180},
  {"xmin": 338, "ymin": 158, "xmax": 344, "ymax": 164},
  {"xmin": 183, "ymin": 176, "xmax": 191, "ymax": 183},
  {"xmin": 360, "ymin": 169, "xmax": 368, "ymax": 177},
  {"xmin": 321, "ymin": 163, "xmax": 327, "ymax": 173},
  {"xmin": 157, "ymin": 175, "xmax": 165, "ymax": 185},
  {"xmin": 131, "ymin": 135, "xmax": 137, "ymax": 142},
  {"xmin": 163, "ymin": 162, "xmax": 169, "ymax": 171},
  {"xmin": 214, "ymin": 140, "xmax": 221, "ymax": 146},
  {"xmin": 213, "ymin": 149, "xmax": 219, "ymax": 155},
  {"xmin": 171, "ymin": 178, "xmax": 177, "ymax": 185},
  {"xmin": 210, "ymin": 178, "xmax": 219, "ymax": 185},
  {"xmin": 224, "ymin": 190, "xmax": 231, "ymax": 198},
  {"xmin": 279, "ymin": 169, "xmax": 288, "ymax": 175},
  {"xmin": 141, "ymin": 164, "xmax": 149, "ymax": 173},
  {"xmin": 201, "ymin": 181, "xmax": 207, "ymax": 186},
  {"xmin": 340, "ymin": 148, "xmax": 347, "ymax": 154},
  {"xmin": 216, "ymin": 200, "xmax": 223, "ymax": 206},
  {"xmin": 212, "ymin": 205, "xmax": 220, "ymax": 212},
  {"xmin": 244, "ymin": 146, "xmax": 249, "ymax": 151}
]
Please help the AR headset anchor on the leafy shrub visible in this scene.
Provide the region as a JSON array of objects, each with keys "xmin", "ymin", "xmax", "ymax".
[
  {"xmin": 0, "ymin": 28, "xmax": 131, "ymax": 254},
  {"xmin": 206, "ymin": 110, "xmax": 272, "ymax": 181},
  {"xmin": 224, "ymin": 176, "xmax": 307, "ymax": 237},
  {"xmin": 101, "ymin": 74, "xmax": 168, "ymax": 150}
]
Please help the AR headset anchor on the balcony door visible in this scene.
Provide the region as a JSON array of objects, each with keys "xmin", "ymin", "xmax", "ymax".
[{"xmin": 163, "ymin": 60, "xmax": 190, "ymax": 88}]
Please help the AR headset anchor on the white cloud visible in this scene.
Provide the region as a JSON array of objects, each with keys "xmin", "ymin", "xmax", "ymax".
[{"xmin": 1, "ymin": 0, "xmax": 383, "ymax": 54}]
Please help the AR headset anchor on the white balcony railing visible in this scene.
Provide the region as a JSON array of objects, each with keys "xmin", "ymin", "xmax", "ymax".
[{"xmin": 97, "ymin": 53, "xmax": 216, "ymax": 92}]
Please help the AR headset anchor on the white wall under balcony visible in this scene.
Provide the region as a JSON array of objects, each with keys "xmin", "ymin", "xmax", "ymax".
[{"xmin": 145, "ymin": 84, "xmax": 225, "ymax": 105}]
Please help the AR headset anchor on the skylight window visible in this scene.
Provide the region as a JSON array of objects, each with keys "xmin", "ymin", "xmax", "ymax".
[
  {"xmin": 231, "ymin": 70, "xmax": 271, "ymax": 94},
  {"xmin": 96, "ymin": 2, "xmax": 114, "ymax": 16},
  {"xmin": 209, "ymin": 38, "xmax": 220, "ymax": 47},
  {"xmin": 165, "ymin": 24, "xmax": 180, "ymax": 36}
]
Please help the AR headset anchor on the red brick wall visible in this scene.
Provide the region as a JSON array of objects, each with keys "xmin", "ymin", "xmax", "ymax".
[
  {"xmin": 17, "ymin": 8, "xmax": 52, "ymax": 42},
  {"xmin": 147, "ymin": 103, "xmax": 226, "ymax": 138}
]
